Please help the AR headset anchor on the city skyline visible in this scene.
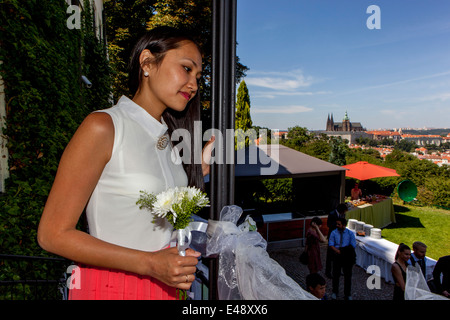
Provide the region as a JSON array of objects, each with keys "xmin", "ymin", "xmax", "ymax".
[{"xmin": 236, "ymin": 0, "xmax": 450, "ymax": 131}]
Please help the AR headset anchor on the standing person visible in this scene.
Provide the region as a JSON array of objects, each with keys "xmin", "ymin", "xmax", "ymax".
[
  {"xmin": 38, "ymin": 27, "xmax": 213, "ymax": 300},
  {"xmin": 351, "ymin": 183, "xmax": 362, "ymax": 200},
  {"xmin": 305, "ymin": 217, "xmax": 327, "ymax": 274},
  {"xmin": 408, "ymin": 241, "xmax": 430, "ymax": 280},
  {"xmin": 325, "ymin": 203, "xmax": 348, "ymax": 278},
  {"xmin": 391, "ymin": 243, "xmax": 411, "ymax": 301},
  {"xmin": 328, "ymin": 217, "xmax": 356, "ymax": 300},
  {"xmin": 432, "ymin": 255, "xmax": 450, "ymax": 298}
]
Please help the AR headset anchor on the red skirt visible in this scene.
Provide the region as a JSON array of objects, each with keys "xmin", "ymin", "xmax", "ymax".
[{"xmin": 68, "ymin": 264, "xmax": 178, "ymax": 300}]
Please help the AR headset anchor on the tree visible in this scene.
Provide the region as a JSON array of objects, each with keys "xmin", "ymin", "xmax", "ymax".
[
  {"xmin": 328, "ymin": 136, "xmax": 348, "ymax": 166},
  {"xmin": 285, "ymin": 126, "xmax": 311, "ymax": 149},
  {"xmin": 235, "ymin": 81, "xmax": 253, "ymax": 149},
  {"xmin": 395, "ymin": 139, "xmax": 417, "ymax": 152},
  {"xmin": 146, "ymin": 0, "xmax": 248, "ymax": 127},
  {"xmin": 104, "ymin": 0, "xmax": 156, "ymax": 102},
  {"xmin": 253, "ymin": 126, "xmax": 272, "ymax": 145},
  {"xmin": 301, "ymin": 138, "xmax": 331, "ymax": 161}
]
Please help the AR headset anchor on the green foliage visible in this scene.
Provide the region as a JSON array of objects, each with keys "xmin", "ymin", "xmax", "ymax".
[
  {"xmin": 301, "ymin": 137, "xmax": 330, "ymax": 161},
  {"xmin": 346, "ymin": 148, "xmax": 384, "ymax": 165},
  {"xmin": 147, "ymin": 0, "xmax": 213, "ymax": 123},
  {"xmin": 395, "ymin": 139, "xmax": 418, "ymax": 152},
  {"xmin": 146, "ymin": 0, "xmax": 248, "ymax": 125},
  {"xmin": 252, "ymin": 126, "xmax": 272, "ymax": 145},
  {"xmin": 279, "ymin": 127, "xmax": 449, "ymax": 208},
  {"xmin": 235, "ymin": 81, "xmax": 252, "ymax": 129},
  {"xmin": 356, "ymin": 149, "xmax": 450, "ymax": 208},
  {"xmin": 418, "ymin": 177, "xmax": 450, "ymax": 209},
  {"xmin": 137, "ymin": 188, "xmax": 209, "ymax": 230},
  {"xmin": 285, "ymin": 126, "xmax": 311, "ymax": 147},
  {"xmin": 261, "ymin": 178, "xmax": 293, "ymax": 203},
  {"xmin": 328, "ymin": 137, "xmax": 348, "ymax": 166},
  {"xmin": 383, "ymin": 203, "xmax": 450, "ymax": 260},
  {"xmin": 0, "ymin": 0, "xmax": 111, "ymax": 258},
  {"xmin": 281, "ymin": 128, "xmax": 348, "ymax": 163},
  {"xmin": 135, "ymin": 190, "xmax": 158, "ymax": 211},
  {"xmin": 104, "ymin": 0, "xmax": 156, "ymax": 102},
  {"xmin": 235, "ymin": 81, "xmax": 253, "ymax": 150},
  {"xmin": 170, "ymin": 194, "xmax": 204, "ymax": 229}
]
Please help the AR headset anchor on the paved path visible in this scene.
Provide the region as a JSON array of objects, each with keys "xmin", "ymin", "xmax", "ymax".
[{"xmin": 268, "ymin": 243, "xmax": 395, "ymax": 300}]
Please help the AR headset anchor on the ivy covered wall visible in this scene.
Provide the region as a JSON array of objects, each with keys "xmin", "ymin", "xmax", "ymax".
[{"xmin": 0, "ymin": 0, "xmax": 111, "ymax": 257}]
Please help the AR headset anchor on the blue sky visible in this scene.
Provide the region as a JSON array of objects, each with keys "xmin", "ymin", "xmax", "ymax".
[{"xmin": 236, "ymin": 0, "xmax": 450, "ymax": 131}]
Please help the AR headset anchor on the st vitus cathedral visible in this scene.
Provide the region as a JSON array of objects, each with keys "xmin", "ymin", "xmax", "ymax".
[{"xmin": 326, "ymin": 111, "xmax": 366, "ymax": 132}]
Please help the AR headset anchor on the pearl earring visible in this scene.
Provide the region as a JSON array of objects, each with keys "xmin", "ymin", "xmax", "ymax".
[{"xmin": 144, "ymin": 71, "xmax": 149, "ymax": 77}]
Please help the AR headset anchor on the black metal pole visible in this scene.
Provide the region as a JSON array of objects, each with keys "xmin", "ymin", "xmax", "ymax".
[
  {"xmin": 208, "ymin": 0, "xmax": 237, "ymax": 300},
  {"xmin": 210, "ymin": 0, "xmax": 236, "ymax": 216}
]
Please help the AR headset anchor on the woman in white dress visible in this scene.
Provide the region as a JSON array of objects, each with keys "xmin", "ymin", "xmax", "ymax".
[{"xmin": 38, "ymin": 26, "xmax": 212, "ymax": 300}]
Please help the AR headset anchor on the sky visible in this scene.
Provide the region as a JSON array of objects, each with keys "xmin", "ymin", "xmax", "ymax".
[{"xmin": 236, "ymin": 0, "xmax": 450, "ymax": 131}]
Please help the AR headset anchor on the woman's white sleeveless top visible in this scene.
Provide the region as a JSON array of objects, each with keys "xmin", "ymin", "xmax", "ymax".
[{"xmin": 86, "ymin": 96, "xmax": 188, "ymax": 252}]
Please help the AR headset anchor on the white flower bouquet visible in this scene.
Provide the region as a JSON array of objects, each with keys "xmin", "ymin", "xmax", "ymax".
[{"xmin": 136, "ymin": 186, "xmax": 209, "ymax": 230}]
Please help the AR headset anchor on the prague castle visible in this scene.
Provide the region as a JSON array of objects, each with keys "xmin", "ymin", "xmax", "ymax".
[
  {"xmin": 326, "ymin": 111, "xmax": 365, "ymax": 132},
  {"xmin": 316, "ymin": 111, "xmax": 369, "ymax": 144}
]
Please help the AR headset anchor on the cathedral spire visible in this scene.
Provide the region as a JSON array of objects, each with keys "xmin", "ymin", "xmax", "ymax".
[{"xmin": 343, "ymin": 110, "xmax": 349, "ymax": 121}]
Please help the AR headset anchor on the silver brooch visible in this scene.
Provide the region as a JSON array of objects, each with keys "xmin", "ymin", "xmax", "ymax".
[{"xmin": 157, "ymin": 134, "xmax": 169, "ymax": 150}]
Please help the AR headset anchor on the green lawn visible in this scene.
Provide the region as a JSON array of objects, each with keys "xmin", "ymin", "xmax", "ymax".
[{"xmin": 382, "ymin": 202, "xmax": 450, "ymax": 260}]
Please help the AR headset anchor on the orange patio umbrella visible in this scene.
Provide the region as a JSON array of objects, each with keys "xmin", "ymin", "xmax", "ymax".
[{"xmin": 342, "ymin": 161, "xmax": 400, "ymax": 180}]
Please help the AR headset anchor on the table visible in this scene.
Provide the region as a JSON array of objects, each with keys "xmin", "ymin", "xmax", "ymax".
[
  {"xmin": 346, "ymin": 198, "xmax": 396, "ymax": 228},
  {"xmin": 351, "ymin": 230, "xmax": 436, "ymax": 283},
  {"xmin": 261, "ymin": 212, "xmax": 306, "ymax": 249}
]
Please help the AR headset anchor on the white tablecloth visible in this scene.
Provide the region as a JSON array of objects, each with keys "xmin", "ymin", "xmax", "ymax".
[{"xmin": 351, "ymin": 230, "xmax": 436, "ymax": 283}]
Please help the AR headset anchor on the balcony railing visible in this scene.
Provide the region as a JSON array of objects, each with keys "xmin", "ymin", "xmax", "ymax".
[
  {"xmin": 0, "ymin": 253, "xmax": 211, "ymax": 300},
  {"xmin": 0, "ymin": 254, "xmax": 71, "ymax": 300}
]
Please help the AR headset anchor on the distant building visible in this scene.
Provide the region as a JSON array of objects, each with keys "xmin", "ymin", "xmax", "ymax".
[
  {"xmin": 366, "ymin": 130, "xmax": 402, "ymax": 142},
  {"xmin": 401, "ymin": 134, "xmax": 443, "ymax": 146},
  {"xmin": 326, "ymin": 111, "xmax": 365, "ymax": 132},
  {"xmin": 317, "ymin": 112, "xmax": 369, "ymax": 144},
  {"xmin": 444, "ymin": 134, "xmax": 450, "ymax": 143},
  {"xmin": 415, "ymin": 147, "xmax": 428, "ymax": 154}
]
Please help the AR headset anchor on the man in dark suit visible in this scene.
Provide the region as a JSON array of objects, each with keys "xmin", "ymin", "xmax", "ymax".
[{"xmin": 433, "ymin": 255, "xmax": 450, "ymax": 298}]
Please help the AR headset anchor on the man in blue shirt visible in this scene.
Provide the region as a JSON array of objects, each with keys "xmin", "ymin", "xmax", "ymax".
[
  {"xmin": 328, "ymin": 217, "xmax": 356, "ymax": 300},
  {"xmin": 325, "ymin": 203, "xmax": 348, "ymax": 278}
]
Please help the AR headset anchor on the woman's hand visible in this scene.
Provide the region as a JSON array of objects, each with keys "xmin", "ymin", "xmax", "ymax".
[
  {"xmin": 144, "ymin": 247, "xmax": 201, "ymax": 290},
  {"xmin": 202, "ymin": 136, "xmax": 215, "ymax": 176}
]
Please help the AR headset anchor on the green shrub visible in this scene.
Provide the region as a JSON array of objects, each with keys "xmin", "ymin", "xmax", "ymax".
[{"xmin": 0, "ymin": 0, "xmax": 111, "ymax": 257}]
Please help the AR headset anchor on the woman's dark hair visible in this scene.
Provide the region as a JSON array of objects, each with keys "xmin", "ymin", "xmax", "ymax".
[
  {"xmin": 311, "ymin": 217, "xmax": 322, "ymax": 226},
  {"xmin": 128, "ymin": 26, "xmax": 204, "ymax": 189},
  {"xmin": 395, "ymin": 243, "xmax": 411, "ymax": 260},
  {"xmin": 128, "ymin": 26, "xmax": 201, "ymax": 95}
]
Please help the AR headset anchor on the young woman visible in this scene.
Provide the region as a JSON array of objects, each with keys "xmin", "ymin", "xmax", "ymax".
[
  {"xmin": 305, "ymin": 217, "xmax": 327, "ymax": 274},
  {"xmin": 38, "ymin": 27, "xmax": 211, "ymax": 300},
  {"xmin": 391, "ymin": 243, "xmax": 411, "ymax": 301}
]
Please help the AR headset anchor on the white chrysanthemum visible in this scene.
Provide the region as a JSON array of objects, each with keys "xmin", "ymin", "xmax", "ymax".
[
  {"xmin": 184, "ymin": 186, "xmax": 200, "ymax": 200},
  {"xmin": 138, "ymin": 186, "xmax": 209, "ymax": 229},
  {"xmin": 152, "ymin": 188, "xmax": 177, "ymax": 218},
  {"xmin": 196, "ymin": 193, "xmax": 209, "ymax": 207}
]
